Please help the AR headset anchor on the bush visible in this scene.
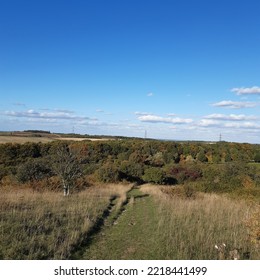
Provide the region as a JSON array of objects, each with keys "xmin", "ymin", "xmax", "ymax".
[
  {"xmin": 16, "ymin": 158, "xmax": 52, "ymax": 183},
  {"xmin": 161, "ymin": 183, "xmax": 197, "ymax": 199},
  {"xmin": 254, "ymin": 152, "xmax": 260, "ymax": 163},
  {"xmin": 142, "ymin": 167, "xmax": 165, "ymax": 184},
  {"xmin": 118, "ymin": 160, "xmax": 144, "ymax": 183},
  {"xmin": 95, "ymin": 162, "xmax": 120, "ymax": 183},
  {"xmin": 201, "ymin": 162, "xmax": 257, "ymax": 193},
  {"xmin": 164, "ymin": 164, "xmax": 202, "ymax": 184},
  {"xmin": 0, "ymin": 165, "xmax": 8, "ymax": 182}
]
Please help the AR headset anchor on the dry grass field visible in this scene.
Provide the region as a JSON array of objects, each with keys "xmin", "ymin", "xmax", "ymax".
[
  {"xmin": 0, "ymin": 184, "xmax": 131, "ymax": 259},
  {"xmin": 0, "ymin": 136, "xmax": 54, "ymax": 144},
  {"xmin": 0, "ymin": 132, "xmax": 114, "ymax": 144},
  {"xmin": 0, "ymin": 182, "xmax": 259, "ymax": 260},
  {"xmin": 141, "ymin": 184, "xmax": 260, "ymax": 259}
]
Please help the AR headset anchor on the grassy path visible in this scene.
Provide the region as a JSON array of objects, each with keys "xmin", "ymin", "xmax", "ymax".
[
  {"xmin": 80, "ymin": 188, "xmax": 162, "ymax": 260},
  {"xmin": 71, "ymin": 185, "xmax": 259, "ymax": 260}
]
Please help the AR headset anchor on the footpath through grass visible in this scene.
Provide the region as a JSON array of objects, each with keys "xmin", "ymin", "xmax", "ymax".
[
  {"xmin": 81, "ymin": 188, "xmax": 163, "ymax": 259},
  {"xmin": 79, "ymin": 185, "xmax": 260, "ymax": 260}
]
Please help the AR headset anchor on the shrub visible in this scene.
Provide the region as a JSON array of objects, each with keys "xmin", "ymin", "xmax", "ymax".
[
  {"xmin": 196, "ymin": 151, "xmax": 208, "ymax": 162},
  {"xmin": 254, "ymin": 152, "xmax": 260, "ymax": 163},
  {"xmin": 16, "ymin": 158, "xmax": 52, "ymax": 183},
  {"xmin": 96, "ymin": 162, "xmax": 120, "ymax": 183},
  {"xmin": 201, "ymin": 162, "xmax": 257, "ymax": 193},
  {"xmin": 118, "ymin": 160, "xmax": 144, "ymax": 183},
  {"xmin": 142, "ymin": 167, "xmax": 165, "ymax": 184},
  {"xmin": 164, "ymin": 164, "xmax": 202, "ymax": 184}
]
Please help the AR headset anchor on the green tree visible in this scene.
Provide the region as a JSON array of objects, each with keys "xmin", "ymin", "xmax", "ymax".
[
  {"xmin": 142, "ymin": 167, "xmax": 165, "ymax": 184},
  {"xmin": 196, "ymin": 150, "xmax": 208, "ymax": 162},
  {"xmin": 254, "ymin": 151, "xmax": 260, "ymax": 163},
  {"xmin": 119, "ymin": 160, "xmax": 144, "ymax": 183},
  {"xmin": 96, "ymin": 161, "xmax": 120, "ymax": 183}
]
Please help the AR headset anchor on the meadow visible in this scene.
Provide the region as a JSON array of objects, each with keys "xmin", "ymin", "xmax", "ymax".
[
  {"xmin": 0, "ymin": 183, "xmax": 259, "ymax": 260},
  {"xmin": 0, "ymin": 132, "xmax": 112, "ymax": 144},
  {"xmin": 0, "ymin": 137, "xmax": 259, "ymax": 259},
  {"xmin": 142, "ymin": 184, "xmax": 259, "ymax": 259},
  {"xmin": 0, "ymin": 184, "xmax": 131, "ymax": 259}
]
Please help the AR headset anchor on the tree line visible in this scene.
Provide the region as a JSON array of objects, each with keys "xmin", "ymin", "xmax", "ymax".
[{"xmin": 0, "ymin": 139, "xmax": 260, "ymax": 195}]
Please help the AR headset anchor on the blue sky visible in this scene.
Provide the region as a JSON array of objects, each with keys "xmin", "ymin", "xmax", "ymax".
[{"xmin": 1, "ymin": 0, "xmax": 260, "ymax": 143}]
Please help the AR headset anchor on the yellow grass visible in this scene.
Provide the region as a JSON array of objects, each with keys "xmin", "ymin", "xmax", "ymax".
[
  {"xmin": 0, "ymin": 184, "xmax": 131, "ymax": 259},
  {"xmin": 0, "ymin": 136, "xmax": 53, "ymax": 144},
  {"xmin": 140, "ymin": 184, "xmax": 260, "ymax": 259},
  {"xmin": 0, "ymin": 135, "xmax": 115, "ymax": 144}
]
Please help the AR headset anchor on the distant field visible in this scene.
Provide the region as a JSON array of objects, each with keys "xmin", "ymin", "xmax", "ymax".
[
  {"xmin": 0, "ymin": 136, "xmax": 54, "ymax": 144},
  {"xmin": 0, "ymin": 135, "xmax": 114, "ymax": 144},
  {"xmin": 57, "ymin": 137, "xmax": 113, "ymax": 142}
]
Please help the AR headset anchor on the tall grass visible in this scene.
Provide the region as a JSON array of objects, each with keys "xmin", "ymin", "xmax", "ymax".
[
  {"xmin": 0, "ymin": 184, "xmax": 130, "ymax": 259},
  {"xmin": 141, "ymin": 184, "xmax": 260, "ymax": 259}
]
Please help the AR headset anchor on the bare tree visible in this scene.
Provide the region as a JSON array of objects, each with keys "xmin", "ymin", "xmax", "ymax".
[{"xmin": 51, "ymin": 144, "xmax": 82, "ymax": 196}]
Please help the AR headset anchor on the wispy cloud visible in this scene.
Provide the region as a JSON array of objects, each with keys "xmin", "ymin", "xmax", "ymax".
[
  {"xmin": 147, "ymin": 92, "xmax": 154, "ymax": 97},
  {"xmin": 231, "ymin": 86, "xmax": 260, "ymax": 95},
  {"xmin": 3, "ymin": 109, "xmax": 95, "ymax": 122},
  {"xmin": 212, "ymin": 100, "xmax": 258, "ymax": 109},
  {"xmin": 39, "ymin": 108, "xmax": 75, "ymax": 114},
  {"xmin": 135, "ymin": 111, "xmax": 153, "ymax": 116},
  {"xmin": 193, "ymin": 119, "xmax": 260, "ymax": 134},
  {"xmin": 137, "ymin": 114, "xmax": 193, "ymax": 124},
  {"xmin": 224, "ymin": 122, "xmax": 260, "ymax": 129},
  {"xmin": 204, "ymin": 113, "xmax": 257, "ymax": 121},
  {"xmin": 54, "ymin": 109, "xmax": 75, "ymax": 114},
  {"xmin": 12, "ymin": 102, "xmax": 26, "ymax": 107}
]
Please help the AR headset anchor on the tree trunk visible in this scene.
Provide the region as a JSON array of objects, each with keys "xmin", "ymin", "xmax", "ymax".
[{"xmin": 63, "ymin": 180, "xmax": 69, "ymax": 196}]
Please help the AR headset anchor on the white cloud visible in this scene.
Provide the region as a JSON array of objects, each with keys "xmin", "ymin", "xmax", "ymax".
[
  {"xmin": 198, "ymin": 119, "xmax": 220, "ymax": 127},
  {"xmin": 147, "ymin": 92, "xmax": 154, "ymax": 97},
  {"xmin": 137, "ymin": 114, "xmax": 193, "ymax": 124},
  {"xmin": 224, "ymin": 122, "xmax": 260, "ymax": 129},
  {"xmin": 231, "ymin": 86, "xmax": 260, "ymax": 95},
  {"xmin": 3, "ymin": 109, "xmax": 95, "ymax": 122},
  {"xmin": 204, "ymin": 113, "xmax": 257, "ymax": 121},
  {"xmin": 212, "ymin": 100, "xmax": 258, "ymax": 109}
]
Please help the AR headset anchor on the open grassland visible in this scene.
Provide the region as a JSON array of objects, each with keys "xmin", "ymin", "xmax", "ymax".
[
  {"xmin": 0, "ymin": 184, "xmax": 131, "ymax": 259},
  {"xmin": 0, "ymin": 136, "xmax": 54, "ymax": 144},
  {"xmin": 0, "ymin": 183, "xmax": 259, "ymax": 260},
  {"xmin": 141, "ymin": 184, "xmax": 260, "ymax": 259},
  {"xmin": 79, "ymin": 185, "xmax": 260, "ymax": 260}
]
